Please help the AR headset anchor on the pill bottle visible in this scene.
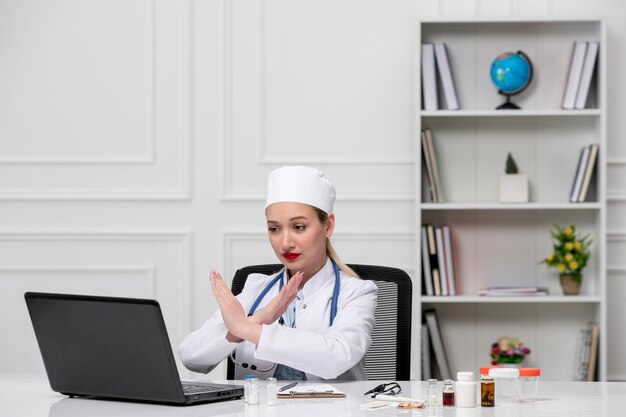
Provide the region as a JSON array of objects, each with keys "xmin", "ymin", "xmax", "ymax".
[
  {"xmin": 455, "ymin": 372, "xmax": 477, "ymax": 408},
  {"xmin": 266, "ymin": 377, "xmax": 277, "ymax": 405},
  {"xmin": 480, "ymin": 375, "xmax": 495, "ymax": 407},
  {"xmin": 489, "ymin": 367, "xmax": 519, "ymax": 405},
  {"xmin": 518, "ymin": 368, "xmax": 540, "ymax": 402},
  {"xmin": 479, "ymin": 365, "xmax": 504, "ymax": 376}
]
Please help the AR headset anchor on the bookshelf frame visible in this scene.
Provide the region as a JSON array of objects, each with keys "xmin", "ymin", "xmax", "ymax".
[{"xmin": 415, "ymin": 18, "xmax": 606, "ymax": 381}]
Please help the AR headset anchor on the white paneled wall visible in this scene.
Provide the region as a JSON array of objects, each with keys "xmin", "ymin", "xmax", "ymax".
[{"xmin": 1, "ymin": 0, "xmax": 625, "ymax": 380}]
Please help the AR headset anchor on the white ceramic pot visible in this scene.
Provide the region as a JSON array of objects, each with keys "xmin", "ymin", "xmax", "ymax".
[{"xmin": 499, "ymin": 174, "xmax": 529, "ymax": 203}]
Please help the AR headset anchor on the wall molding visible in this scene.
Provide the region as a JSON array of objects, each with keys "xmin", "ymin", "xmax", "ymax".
[{"xmin": 0, "ymin": 0, "xmax": 191, "ymax": 201}]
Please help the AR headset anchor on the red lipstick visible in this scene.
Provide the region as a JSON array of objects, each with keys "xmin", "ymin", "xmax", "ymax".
[{"xmin": 283, "ymin": 252, "xmax": 300, "ymax": 260}]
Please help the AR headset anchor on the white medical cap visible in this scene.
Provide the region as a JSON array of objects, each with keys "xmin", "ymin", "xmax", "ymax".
[{"xmin": 265, "ymin": 166, "xmax": 336, "ymax": 213}]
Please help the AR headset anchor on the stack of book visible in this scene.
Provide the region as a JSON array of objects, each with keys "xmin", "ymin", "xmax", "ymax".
[
  {"xmin": 562, "ymin": 41, "xmax": 599, "ymax": 110},
  {"xmin": 477, "ymin": 286, "xmax": 549, "ymax": 297},
  {"xmin": 421, "ymin": 42, "xmax": 460, "ymax": 110},
  {"xmin": 422, "ymin": 309, "xmax": 452, "ymax": 380},
  {"xmin": 421, "ymin": 224, "xmax": 456, "ymax": 296},
  {"xmin": 573, "ymin": 322, "xmax": 599, "ymax": 381},
  {"xmin": 421, "ymin": 129, "xmax": 444, "ymax": 203},
  {"xmin": 570, "ymin": 143, "xmax": 599, "ymax": 202}
]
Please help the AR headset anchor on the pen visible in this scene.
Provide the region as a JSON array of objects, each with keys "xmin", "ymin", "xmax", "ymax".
[{"xmin": 278, "ymin": 382, "xmax": 298, "ymax": 392}]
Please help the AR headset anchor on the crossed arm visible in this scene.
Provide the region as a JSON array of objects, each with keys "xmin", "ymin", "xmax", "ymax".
[{"xmin": 209, "ymin": 270, "xmax": 302, "ymax": 344}]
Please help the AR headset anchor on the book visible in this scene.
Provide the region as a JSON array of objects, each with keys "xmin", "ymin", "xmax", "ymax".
[
  {"xmin": 424, "ymin": 309, "xmax": 452, "ymax": 380},
  {"xmin": 426, "ymin": 224, "xmax": 441, "ymax": 295},
  {"xmin": 421, "ymin": 322, "xmax": 432, "ymax": 380},
  {"xmin": 562, "ymin": 41, "xmax": 588, "ymax": 109},
  {"xmin": 421, "ymin": 43, "xmax": 439, "ymax": 110},
  {"xmin": 421, "ymin": 226, "xmax": 434, "ymax": 296},
  {"xmin": 575, "ymin": 42, "xmax": 599, "ymax": 109},
  {"xmin": 442, "ymin": 225, "xmax": 456, "ymax": 296},
  {"xmin": 478, "ymin": 286, "xmax": 549, "ymax": 297},
  {"xmin": 433, "ymin": 43, "xmax": 460, "ymax": 110},
  {"xmin": 586, "ymin": 322, "xmax": 599, "ymax": 381},
  {"xmin": 435, "ymin": 227, "xmax": 449, "ymax": 296},
  {"xmin": 573, "ymin": 328, "xmax": 590, "ymax": 381},
  {"xmin": 421, "ymin": 130, "xmax": 437, "ymax": 202},
  {"xmin": 424, "ymin": 129, "xmax": 444, "ymax": 202},
  {"xmin": 570, "ymin": 145, "xmax": 590, "ymax": 203},
  {"xmin": 578, "ymin": 143, "xmax": 599, "ymax": 202}
]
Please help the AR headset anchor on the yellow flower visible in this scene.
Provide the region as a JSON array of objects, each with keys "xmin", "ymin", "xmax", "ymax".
[
  {"xmin": 564, "ymin": 227, "xmax": 574, "ymax": 236},
  {"xmin": 565, "ymin": 242, "xmax": 574, "ymax": 251},
  {"xmin": 547, "ymin": 254, "xmax": 555, "ymax": 262},
  {"xmin": 569, "ymin": 261, "xmax": 579, "ymax": 270},
  {"xmin": 574, "ymin": 241, "xmax": 582, "ymax": 250},
  {"xmin": 564, "ymin": 253, "xmax": 573, "ymax": 262},
  {"xmin": 558, "ymin": 264, "xmax": 566, "ymax": 272}
]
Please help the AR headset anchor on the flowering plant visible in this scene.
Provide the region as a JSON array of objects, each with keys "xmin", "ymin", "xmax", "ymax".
[
  {"xmin": 490, "ymin": 336, "xmax": 530, "ymax": 365},
  {"xmin": 541, "ymin": 225, "xmax": 592, "ymax": 282}
]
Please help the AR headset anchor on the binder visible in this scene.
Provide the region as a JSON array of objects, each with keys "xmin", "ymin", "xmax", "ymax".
[
  {"xmin": 434, "ymin": 43, "xmax": 460, "ymax": 110},
  {"xmin": 562, "ymin": 41, "xmax": 588, "ymax": 109},
  {"xmin": 422, "ymin": 43, "xmax": 439, "ymax": 110},
  {"xmin": 575, "ymin": 42, "xmax": 599, "ymax": 109}
]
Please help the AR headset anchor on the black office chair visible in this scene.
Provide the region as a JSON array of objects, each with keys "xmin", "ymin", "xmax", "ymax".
[{"xmin": 226, "ymin": 264, "xmax": 412, "ymax": 381}]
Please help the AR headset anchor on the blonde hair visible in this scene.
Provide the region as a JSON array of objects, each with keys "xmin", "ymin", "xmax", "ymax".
[{"xmin": 314, "ymin": 208, "xmax": 359, "ymax": 278}]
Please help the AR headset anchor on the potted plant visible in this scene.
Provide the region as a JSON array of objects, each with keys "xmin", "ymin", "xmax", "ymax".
[
  {"xmin": 541, "ymin": 225, "xmax": 592, "ymax": 295},
  {"xmin": 490, "ymin": 336, "xmax": 531, "ymax": 367},
  {"xmin": 499, "ymin": 153, "xmax": 528, "ymax": 203}
]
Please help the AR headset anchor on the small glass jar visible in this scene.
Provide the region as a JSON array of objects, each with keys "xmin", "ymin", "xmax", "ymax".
[
  {"xmin": 518, "ymin": 368, "xmax": 540, "ymax": 402},
  {"xmin": 426, "ymin": 378, "xmax": 439, "ymax": 406},
  {"xmin": 247, "ymin": 377, "xmax": 259, "ymax": 405},
  {"xmin": 266, "ymin": 377, "xmax": 277, "ymax": 405},
  {"xmin": 480, "ymin": 375, "xmax": 495, "ymax": 407},
  {"xmin": 442, "ymin": 379, "xmax": 455, "ymax": 407}
]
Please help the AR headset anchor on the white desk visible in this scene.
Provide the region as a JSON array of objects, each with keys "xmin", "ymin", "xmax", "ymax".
[{"xmin": 2, "ymin": 376, "xmax": 626, "ymax": 417}]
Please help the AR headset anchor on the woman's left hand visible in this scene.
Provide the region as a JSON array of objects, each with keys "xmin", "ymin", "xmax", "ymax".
[{"xmin": 209, "ymin": 270, "xmax": 261, "ymax": 344}]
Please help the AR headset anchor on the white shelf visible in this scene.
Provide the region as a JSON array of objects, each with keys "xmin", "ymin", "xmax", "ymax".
[
  {"xmin": 422, "ymin": 295, "xmax": 602, "ymax": 303},
  {"xmin": 421, "ymin": 203, "xmax": 602, "ymax": 210},
  {"xmin": 420, "ymin": 109, "xmax": 601, "ymax": 118}
]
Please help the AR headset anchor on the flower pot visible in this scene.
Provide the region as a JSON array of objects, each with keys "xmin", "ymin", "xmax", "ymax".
[
  {"xmin": 560, "ymin": 274, "xmax": 582, "ymax": 296},
  {"xmin": 499, "ymin": 174, "xmax": 529, "ymax": 203},
  {"xmin": 498, "ymin": 362, "xmax": 523, "ymax": 369}
]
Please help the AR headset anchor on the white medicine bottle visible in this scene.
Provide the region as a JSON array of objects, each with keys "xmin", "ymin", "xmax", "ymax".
[{"xmin": 455, "ymin": 371, "xmax": 477, "ymax": 407}]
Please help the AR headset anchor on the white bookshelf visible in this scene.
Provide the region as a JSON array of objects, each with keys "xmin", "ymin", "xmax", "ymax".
[{"xmin": 416, "ymin": 19, "xmax": 606, "ymax": 382}]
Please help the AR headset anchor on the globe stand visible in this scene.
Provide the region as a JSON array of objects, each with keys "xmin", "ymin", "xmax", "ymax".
[{"xmin": 496, "ymin": 93, "xmax": 521, "ymax": 110}]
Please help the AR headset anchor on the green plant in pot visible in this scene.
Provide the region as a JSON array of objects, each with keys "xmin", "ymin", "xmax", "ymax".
[{"xmin": 541, "ymin": 225, "xmax": 592, "ymax": 295}]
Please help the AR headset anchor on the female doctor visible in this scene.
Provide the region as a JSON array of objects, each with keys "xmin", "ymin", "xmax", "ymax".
[{"xmin": 178, "ymin": 166, "xmax": 377, "ymax": 380}]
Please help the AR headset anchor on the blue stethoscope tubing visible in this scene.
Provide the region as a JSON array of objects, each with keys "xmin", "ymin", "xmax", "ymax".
[{"xmin": 247, "ymin": 260, "xmax": 341, "ymax": 326}]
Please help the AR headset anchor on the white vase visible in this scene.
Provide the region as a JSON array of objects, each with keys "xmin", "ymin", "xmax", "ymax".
[
  {"xmin": 499, "ymin": 174, "xmax": 529, "ymax": 203},
  {"xmin": 498, "ymin": 362, "xmax": 523, "ymax": 369}
]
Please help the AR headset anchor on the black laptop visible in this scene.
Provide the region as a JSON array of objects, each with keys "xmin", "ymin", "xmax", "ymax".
[{"xmin": 24, "ymin": 292, "xmax": 244, "ymax": 406}]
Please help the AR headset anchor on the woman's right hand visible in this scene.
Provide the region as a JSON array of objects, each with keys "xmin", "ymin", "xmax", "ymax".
[{"xmin": 252, "ymin": 271, "xmax": 303, "ymax": 325}]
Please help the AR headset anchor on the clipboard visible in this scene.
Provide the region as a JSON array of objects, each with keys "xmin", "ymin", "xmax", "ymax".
[{"xmin": 276, "ymin": 384, "xmax": 346, "ymax": 399}]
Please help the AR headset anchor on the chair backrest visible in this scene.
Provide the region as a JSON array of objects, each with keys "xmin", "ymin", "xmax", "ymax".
[{"xmin": 226, "ymin": 264, "xmax": 412, "ymax": 380}]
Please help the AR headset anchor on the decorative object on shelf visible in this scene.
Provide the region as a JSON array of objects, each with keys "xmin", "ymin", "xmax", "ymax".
[
  {"xmin": 490, "ymin": 50, "xmax": 533, "ymax": 109},
  {"xmin": 490, "ymin": 336, "xmax": 531, "ymax": 366},
  {"xmin": 541, "ymin": 225, "xmax": 592, "ymax": 296},
  {"xmin": 499, "ymin": 153, "xmax": 528, "ymax": 203}
]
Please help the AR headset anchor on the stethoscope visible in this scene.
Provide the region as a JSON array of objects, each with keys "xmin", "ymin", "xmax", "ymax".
[
  {"xmin": 230, "ymin": 261, "xmax": 342, "ymax": 374},
  {"xmin": 247, "ymin": 260, "xmax": 342, "ymax": 326}
]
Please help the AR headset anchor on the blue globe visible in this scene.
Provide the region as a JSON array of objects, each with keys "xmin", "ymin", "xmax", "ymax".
[{"xmin": 490, "ymin": 51, "xmax": 532, "ymax": 95}]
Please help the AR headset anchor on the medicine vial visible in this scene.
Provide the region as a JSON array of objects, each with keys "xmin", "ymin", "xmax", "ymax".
[
  {"xmin": 247, "ymin": 377, "xmax": 259, "ymax": 405},
  {"xmin": 442, "ymin": 379, "xmax": 455, "ymax": 407},
  {"xmin": 266, "ymin": 377, "xmax": 277, "ymax": 405},
  {"xmin": 455, "ymin": 371, "xmax": 477, "ymax": 407},
  {"xmin": 243, "ymin": 375, "xmax": 255, "ymax": 404},
  {"xmin": 426, "ymin": 378, "xmax": 439, "ymax": 406},
  {"xmin": 481, "ymin": 375, "xmax": 495, "ymax": 407}
]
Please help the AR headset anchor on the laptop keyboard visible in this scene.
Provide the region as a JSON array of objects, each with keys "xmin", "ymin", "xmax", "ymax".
[{"xmin": 182, "ymin": 383, "xmax": 223, "ymax": 394}]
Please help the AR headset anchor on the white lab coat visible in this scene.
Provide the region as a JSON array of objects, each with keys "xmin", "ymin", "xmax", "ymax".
[{"xmin": 178, "ymin": 258, "xmax": 378, "ymax": 380}]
